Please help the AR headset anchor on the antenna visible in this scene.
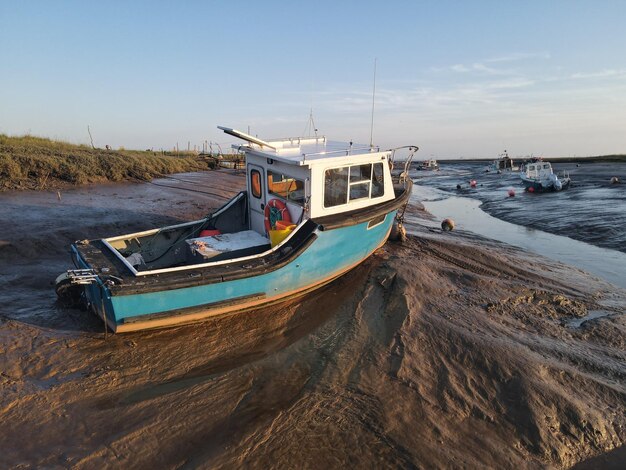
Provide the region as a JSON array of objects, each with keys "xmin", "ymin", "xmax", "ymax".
[
  {"xmin": 303, "ymin": 108, "xmax": 318, "ymax": 137},
  {"xmin": 369, "ymin": 58, "xmax": 377, "ymax": 147},
  {"xmin": 302, "ymin": 80, "xmax": 319, "ymax": 138}
]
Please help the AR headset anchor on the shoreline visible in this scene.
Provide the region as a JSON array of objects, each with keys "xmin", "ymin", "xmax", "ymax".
[{"xmin": 437, "ymin": 154, "xmax": 626, "ymax": 163}]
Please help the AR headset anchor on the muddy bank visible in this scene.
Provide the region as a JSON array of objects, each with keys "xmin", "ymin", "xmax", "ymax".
[{"xmin": 0, "ymin": 171, "xmax": 624, "ymax": 468}]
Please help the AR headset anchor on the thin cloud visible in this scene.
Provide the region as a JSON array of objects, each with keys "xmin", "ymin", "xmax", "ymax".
[
  {"xmin": 471, "ymin": 62, "xmax": 512, "ymax": 76},
  {"xmin": 445, "ymin": 62, "xmax": 513, "ymax": 76},
  {"xmin": 450, "ymin": 64, "xmax": 470, "ymax": 72},
  {"xmin": 285, "ymin": 62, "xmax": 626, "ymax": 139},
  {"xmin": 570, "ymin": 69, "xmax": 626, "ymax": 79},
  {"xmin": 486, "ymin": 78, "xmax": 536, "ymax": 89},
  {"xmin": 485, "ymin": 51, "xmax": 551, "ymax": 62}
]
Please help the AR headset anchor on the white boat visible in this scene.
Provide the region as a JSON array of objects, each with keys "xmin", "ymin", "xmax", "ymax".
[
  {"xmin": 417, "ymin": 158, "xmax": 439, "ymax": 171},
  {"xmin": 486, "ymin": 151, "xmax": 518, "ymax": 173},
  {"xmin": 520, "ymin": 159, "xmax": 571, "ymax": 192},
  {"xmin": 56, "ymin": 126, "xmax": 417, "ymax": 332}
]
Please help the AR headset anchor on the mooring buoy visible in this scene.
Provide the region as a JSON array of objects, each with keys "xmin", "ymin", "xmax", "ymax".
[{"xmin": 441, "ymin": 218, "xmax": 455, "ymax": 231}]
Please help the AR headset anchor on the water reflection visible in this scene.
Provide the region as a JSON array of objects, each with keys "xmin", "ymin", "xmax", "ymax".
[{"xmin": 412, "ymin": 184, "xmax": 626, "ymax": 290}]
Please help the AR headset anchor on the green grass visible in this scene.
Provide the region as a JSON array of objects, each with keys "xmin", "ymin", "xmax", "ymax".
[{"xmin": 0, "ymin": 134, "xmax": 216, "ymax": 191}]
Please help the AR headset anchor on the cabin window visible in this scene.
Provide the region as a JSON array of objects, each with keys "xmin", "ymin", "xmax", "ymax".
[
  {"xmin": 267, "ymin": 170, "xmax": 305, "ymax": 204},
  {"xmin": 250, "ymin": 169, "xmax": 262, "ymax": 199},
  {"xmin": 324, "ymin": 163, "xmax": 385, "ymax": 208},
  {"xmin": 371, "ymin": 163, "xmax": 384, "ymax": 197},
  {"xmin": 324, "ymin": 167, "xmax": 349, "ymax": 207},
  {"xmin": 349, "ymin": 164, "xmax": 372, "ymax": 201},
  {"xmin": 543, "ymin": 164, "xmax": 550, "ymax": 169}
]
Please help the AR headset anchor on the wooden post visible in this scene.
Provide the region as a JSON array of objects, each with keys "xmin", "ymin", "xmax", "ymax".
[{"xmin": 87, "ymin": 125, "xmax": 95, "ymax": 149}]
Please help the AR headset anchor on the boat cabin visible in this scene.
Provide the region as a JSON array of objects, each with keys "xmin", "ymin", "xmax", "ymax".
[
  {"xmin": 231, "ymin": 127, "xmax": 395, "ymax": 235},
  {"xmin": 524, "ymin": 161, "xmax": 553, "ymax": 179},
  {"xmin": 492, "ymin": 152, "xmax": 516, "ymax": 171}
]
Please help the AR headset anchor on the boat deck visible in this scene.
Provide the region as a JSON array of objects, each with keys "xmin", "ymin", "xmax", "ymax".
[{"xmin": 73, "ymin": 220, "xmax": 319, "ymax": 296}]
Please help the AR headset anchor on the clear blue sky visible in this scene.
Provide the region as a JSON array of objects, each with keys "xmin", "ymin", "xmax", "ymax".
[{"xmin": 1, "ymin": 0, "xmax": 625, "ymax": 157}]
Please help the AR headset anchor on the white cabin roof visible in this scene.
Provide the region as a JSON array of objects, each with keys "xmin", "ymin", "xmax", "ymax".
[{"xmin": 219, "ymin": 126, "xmax": 385, "ymax": 167}]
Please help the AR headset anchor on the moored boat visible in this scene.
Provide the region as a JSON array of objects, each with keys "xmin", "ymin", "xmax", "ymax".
[
  {"xmin": 485, "ymin": 150, "xmax": 518, "ymax": 173},
  {"xmin": 520, "ymin": 159, "xmax": 571, "ymax": 192},
  {"xmin": 417, "ymin": 158, "xmax": 439, "ymax": 171},
  {"xmin": 56, "ymin": 127, "xmax": 416, "ymax": 332}
]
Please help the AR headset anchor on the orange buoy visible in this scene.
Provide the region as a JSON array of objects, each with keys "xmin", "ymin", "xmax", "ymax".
[
  {"xmin": 470, "ymin": 180, "xmax": 477, "ymax": 188},
  {"xmin": 508, "ymin": 189, "xmax": 515, "ymax": 197},
  {"xmin": 441, "ymin": 218, "xmax": 455, "ymax": 231},
  {"xmin": 527, "ymin": 186, "xmax": 535, "ymax": 193}
]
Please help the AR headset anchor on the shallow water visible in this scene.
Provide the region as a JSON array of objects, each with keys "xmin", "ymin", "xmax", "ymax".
[
  {"xmin": 411, "ymin": 161, "xmax": 626, "ymax": 253},
  {"xmin": 566, "ymin": 310, "xmax": 614, "ymax": 328},
  {"xmin": 412, "ymin": 185, "xmax": 626, "ymax": 290}
]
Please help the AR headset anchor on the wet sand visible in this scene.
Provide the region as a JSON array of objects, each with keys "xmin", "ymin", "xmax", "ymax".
[{"xmin": 1, "ymin": 170, "xmax": 624, "ymax": 468}]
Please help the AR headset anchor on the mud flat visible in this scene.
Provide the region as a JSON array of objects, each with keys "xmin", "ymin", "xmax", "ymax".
[
  {"xmin": 0, "ymin": 171, "xmax": 624, "ymax": 468},
  {"xmin": 413, "ymin": 161, "xmax": 626, "ymax": 254}
]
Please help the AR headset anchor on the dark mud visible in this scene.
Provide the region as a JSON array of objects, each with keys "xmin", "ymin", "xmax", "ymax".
[
  {"xmin": 0, "ymin": 170, "xmax": 624, "ymax": 468},
  {"xmin": 413, "ymin": 161, "xmax": 626, "ymax": 253}
]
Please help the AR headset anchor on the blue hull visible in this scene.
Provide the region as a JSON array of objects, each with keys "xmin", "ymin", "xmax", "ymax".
[{"xmin": 76, "ymin": 212, "xmax": 396, "ymax": 332}]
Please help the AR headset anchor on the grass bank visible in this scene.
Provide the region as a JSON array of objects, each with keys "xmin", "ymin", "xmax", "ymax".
[{"xmin": 0, "ymin": 134, "xmax": 216, "ymax": 191}]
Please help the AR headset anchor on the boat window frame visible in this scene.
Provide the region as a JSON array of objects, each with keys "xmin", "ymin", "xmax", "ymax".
[
  {"xmin": 250, "ymin": 169, "xmax": 262, "ymax": 199},
  {"xmin": 323, "ymin": 162, "xmax": 385, "ymax": 209}
]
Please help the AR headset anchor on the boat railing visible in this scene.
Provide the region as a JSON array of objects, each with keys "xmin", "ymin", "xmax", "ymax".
[
  {"xmin": 300, "ymin": 144, "xmax": 378, "ymax": 161},
  {"xmin": 389, "ymin": 145, "xmax": 419, "ymax": 183}
]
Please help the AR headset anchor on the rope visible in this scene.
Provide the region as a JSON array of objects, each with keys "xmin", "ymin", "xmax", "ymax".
[
  {"xmin": 141, "ymin": 180, "xmax": 231, "ymax": 200},
  {"xmin": 127, "ymin": 169, "xmax": 241, "ymax": 200}
]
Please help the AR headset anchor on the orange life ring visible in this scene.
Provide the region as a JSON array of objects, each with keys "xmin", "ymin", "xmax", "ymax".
[{"xmin": 264, "ymin": 198, "xmax": 292, "ymax": 233}]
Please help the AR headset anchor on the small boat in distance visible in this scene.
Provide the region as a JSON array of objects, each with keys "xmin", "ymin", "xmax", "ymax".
[
  {"xmin": 417, "ymin": 158, "xmax": 439, "ymax": 171},
  {"xmin": 56, "ymin": 127, "xmax": 416, "ymax": 332},
  {"xmin": 520, "ymin": 159, "xmax": 571, "ymax": 192},
  {"xmin": 485, "ymin": 150, "xmax": 518, "ymax": 173}
]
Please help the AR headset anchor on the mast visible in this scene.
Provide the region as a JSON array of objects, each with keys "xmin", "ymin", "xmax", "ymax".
[{"xmin": 369, "ymin": 58, "xmax": 377, "ymax": 147}]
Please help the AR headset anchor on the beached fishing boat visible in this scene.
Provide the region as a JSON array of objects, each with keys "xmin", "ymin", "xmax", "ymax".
[
  {"xmin": 417, "ymin": 158, "xmax": 439, "ymax": 171},
  {"xmin": 520, "ymin": 159, "xmax": 571, "ymax": 192},
  {"xmin": 485, "ymin": 151, "xmax": 518, "ymax": 173},
  {"xmin": 56, "ymin": 127, "xmax": 416, "ymax": 332}
]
